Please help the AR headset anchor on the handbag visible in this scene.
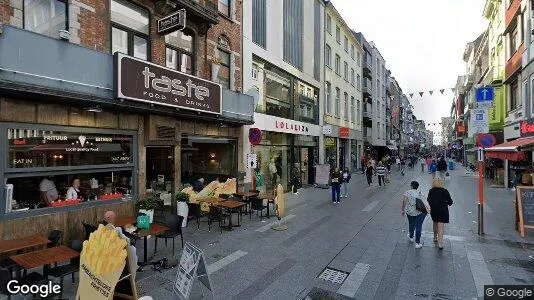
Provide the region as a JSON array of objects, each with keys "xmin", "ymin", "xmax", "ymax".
[{"xmin": 415, "ymin": 198, "xmax": 427, "ymax": 214}]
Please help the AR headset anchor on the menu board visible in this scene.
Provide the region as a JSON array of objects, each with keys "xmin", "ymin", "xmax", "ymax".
[
  {"xmin": 516, "ymin": 187, "xmax": 534, "ymax": 237},
  {"xmin": 315, "ymin": 164, "xmax": 331, "ymax": 187},
  {"xmin": 173, "ymin": 243, "xmax": 212, "ymax": 299}
]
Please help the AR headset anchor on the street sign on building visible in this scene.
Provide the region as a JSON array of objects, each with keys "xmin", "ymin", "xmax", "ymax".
[
  {"xmin": 469, "ymin": 109, "xmax": 489, "ymax": 137},
  {"xmin": 475, "ymin": 86, "xmax": 494, "ymax": 109}
]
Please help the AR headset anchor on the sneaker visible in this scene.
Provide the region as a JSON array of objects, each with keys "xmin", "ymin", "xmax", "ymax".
[
  {"xmin": 407, "ymin": 234, "xmax": 414, "ymax": 243},
  {"xmin": 415, "ymin": 243, "xmax": 423, "ymax": 249}
]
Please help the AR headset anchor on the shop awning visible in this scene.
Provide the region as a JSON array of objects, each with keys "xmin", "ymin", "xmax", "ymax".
[{"xmin": 483, "ymin": 137, "xmax": 534, "ymax": 161}]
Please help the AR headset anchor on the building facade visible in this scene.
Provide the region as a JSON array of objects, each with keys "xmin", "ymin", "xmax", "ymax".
[
  {"xmin": 322, "ymin": 2, "xmax": 363, "ymax": 172},
  {"xmin": 0, "ymin": 0, "xmax": 254, "ymax": 239},
  {"xmin": 242, "ymin": 0, "xmax": 324, "ymax": 192}
]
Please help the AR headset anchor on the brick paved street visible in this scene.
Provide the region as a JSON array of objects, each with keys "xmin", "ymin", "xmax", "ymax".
[{"xmin": 5, "ymin": 165, "xmax": 534, "ymax": 300}]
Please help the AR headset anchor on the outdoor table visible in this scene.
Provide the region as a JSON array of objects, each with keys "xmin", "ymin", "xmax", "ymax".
[
  {"xmin": 197, "ymin": 197, "xmax": 226, "ymax": 204},
  {"xmin": 0, "ymin": 235, "xmax": 50, "ymax": 255},
  {"xmin": 214, "ymin": 200, "xmax": 247, "ymax": 231},
  {"xmin": 10, "ymin": 245, "xmax": 79, "ymax": 270},
  {"xmin": 112, "ymin": 216, "xmax": 169, "ymax": 265},
  {"xmin": 235, "ymin": 191, "xmax": 259, "ymax": 214},
  {"xmin": 259, "ymin": 192, "xmax": 276, "ymax": 218}
]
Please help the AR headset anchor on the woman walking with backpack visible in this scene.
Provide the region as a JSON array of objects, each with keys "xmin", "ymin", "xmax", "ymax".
[
  {"xmin": 427, "ymin": 178, "xmax": 453, "ymax": 250},
  {"xmin": 401, "ymin": 181, "xmax": 430, "ymax": 249}
]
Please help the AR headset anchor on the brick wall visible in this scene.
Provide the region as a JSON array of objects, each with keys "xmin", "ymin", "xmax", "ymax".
[{"xmin": 0, "ymin": 0, "xmax": 242, "ymax": 89}]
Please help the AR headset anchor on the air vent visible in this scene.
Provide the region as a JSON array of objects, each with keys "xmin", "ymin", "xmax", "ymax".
[{"xmin": 156, "ymin": 125, "xmax": 175, "ymax": 140}]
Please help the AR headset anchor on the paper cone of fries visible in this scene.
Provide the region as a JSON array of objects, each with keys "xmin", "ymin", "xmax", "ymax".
[{"xmin": 76, "ymin": 224, "xmax": 128, "ymax": 300}]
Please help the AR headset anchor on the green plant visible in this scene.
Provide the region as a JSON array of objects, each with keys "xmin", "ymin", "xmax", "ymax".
[
  {"xmin": 175, "ymin": 192, "xmax": 190, "ymax": 203},
  {"xmin": 135, "ymin": 196, "xmax": 163, "ymax": 210}
]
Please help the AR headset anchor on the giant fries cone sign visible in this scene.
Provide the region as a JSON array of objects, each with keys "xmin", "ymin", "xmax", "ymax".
[{"xmin": 76, "ymin": 224, "xmax": 128, "ymax": 299}]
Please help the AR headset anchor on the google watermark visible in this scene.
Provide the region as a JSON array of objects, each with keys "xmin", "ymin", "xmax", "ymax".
[
  {"xmin": 485, "ymin": 285, "xmax": 534, "ymax": 299},
  {"xmin": 5, "ymin": 280, "xmax": 62, "ymax": 298}
]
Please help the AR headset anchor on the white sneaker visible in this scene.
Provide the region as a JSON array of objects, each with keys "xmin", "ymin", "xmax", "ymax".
[
  {"xmin": 407, "ymin": 234, "xmax": 414, "ymax": 243},
  {"xmin": 415, "ymin": 243, "xmax": 423, "ymax": 249}
]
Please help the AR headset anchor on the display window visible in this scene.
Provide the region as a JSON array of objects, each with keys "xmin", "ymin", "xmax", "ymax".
[{"xmin": 1, "ymin": 123, "xmax": 137, "ymax": 216}]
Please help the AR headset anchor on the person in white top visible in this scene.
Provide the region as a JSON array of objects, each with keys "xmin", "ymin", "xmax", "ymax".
[
  {"xmin": 401, "ymin": 181, "xmax": 431, "ymax": 249},
  {"xmin": 39, "ymin": 177, "xmax": 59, "ymax": 202},
  {"xmin": 396, "ymin": 157, "xmax": 401, "ymax": 171},
  {"xmin": 66, "ymin": 178, "xmax": 81, "ymax": 200}
]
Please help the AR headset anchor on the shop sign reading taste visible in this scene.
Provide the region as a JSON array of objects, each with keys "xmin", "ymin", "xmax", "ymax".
[{"xmin": 114, "ymin": 53, "xmax": 222, "ymax": 114}]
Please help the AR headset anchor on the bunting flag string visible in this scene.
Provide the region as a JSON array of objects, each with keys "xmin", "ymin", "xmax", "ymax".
[{"xmin": 406, "ymin": 88, "xmax": 456, "ymax": 98}]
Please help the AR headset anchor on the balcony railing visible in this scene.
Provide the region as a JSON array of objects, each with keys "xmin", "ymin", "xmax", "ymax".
[
  {"xmin": 505, "ymin": 0, "xmax": 521, "ymax": 31},
  {"xmin": 175, "ymin": 0, "xmax": 219, "ymax": 29}
]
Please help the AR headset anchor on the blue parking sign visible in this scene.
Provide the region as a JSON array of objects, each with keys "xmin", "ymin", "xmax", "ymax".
[{"xmin": 476, "ymin": 113, "xmax": 483, "ymax": 121}]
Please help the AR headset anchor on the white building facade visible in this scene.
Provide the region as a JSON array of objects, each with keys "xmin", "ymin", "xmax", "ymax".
[
  {"xmin": 242, "ymin": 0, "xmax": 324, "ymax": 192},
  {"xmin": 323, "ymin": 2, "xmax": 363, "ymax": 172}
]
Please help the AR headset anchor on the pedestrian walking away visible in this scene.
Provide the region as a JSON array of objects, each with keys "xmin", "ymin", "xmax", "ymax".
[
  {"xmin": 429, "ymin": 160, "xmax": 437, "ymax": 179},
  {"xmin": 420, "ymin": 156, "xmax": 426, "ymax": 173},
  {"xmin": 427, "ymin": 178, "xmax": 453, "ymax": 250},
  {"xmin": 401, "ymin": 181, "xmax": 430, "ymax": 249},
  {"xmin": 365, "ymin": 162, "xmax": 374, "ymax": 186},
  {"xmin": 330, "ymin": 168, "xmax": 342, "ymax": 203},
  {"xmin": 291, "ymin": 163, "xmax": 301, "ymax": 195},
  {"xmin": 342, "ymin": 168, "xmax": 351, "ymax": 197},
  {"xmin": 396, "ymin": 156, "xmax": 401, "ymax": 171},
  {"xmin": 376, "ymin": 162, "xmax": 387, "ymax": 187},
  {"xmin": 437, "ymin": 156, "xmax": 448, "ymax": 180}
]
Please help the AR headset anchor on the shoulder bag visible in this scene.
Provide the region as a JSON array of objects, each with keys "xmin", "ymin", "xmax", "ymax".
[{"xmin": 415, "ymin": 198, "xmax": 427, "ymax": 214}]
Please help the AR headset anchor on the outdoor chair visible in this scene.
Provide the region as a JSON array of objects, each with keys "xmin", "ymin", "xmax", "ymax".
[
  {"xmin": 208, "ymin": 206, "xmax": 230, "ymax": 233},
  {"xmin": 187, "ymin": 203, "xmax": 207, "ymax": 229},
  {"xmin": 48, "ymin": 230, "xmax": 63, "ymax": 247},
  {"xmin": 82, "ymin": 222, "xmax": 97, "ymax": 240},
  {"xmin": 46, "ymin": 240, "xmax": 83, "ymax": 299},
  {"xmin": 154, "ymin": 215, "xmax": 184, "ymax": 257},
  {"xmin": 250, "ymin": 197, "xmax": 268, "ymax": 220}
]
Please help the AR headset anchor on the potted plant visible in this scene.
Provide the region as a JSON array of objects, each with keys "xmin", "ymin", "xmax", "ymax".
[
  {"xmin": 176, "ymin": 192, "xmax": 190, "ymax": 227},
  {"xmin": 135, "ymin": 196, "xmax": 162, "ymax": 224}
]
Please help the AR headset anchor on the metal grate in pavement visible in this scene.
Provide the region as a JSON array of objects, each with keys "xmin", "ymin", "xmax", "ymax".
[{"xmin": 317, "ymin": 267, "xmax": 349, "ymax": 284}]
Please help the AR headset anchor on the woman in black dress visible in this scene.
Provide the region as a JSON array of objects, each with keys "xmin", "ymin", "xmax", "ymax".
[{"xmin": 427, "ymin": 178, "xmax": 453, "ymax": 250}]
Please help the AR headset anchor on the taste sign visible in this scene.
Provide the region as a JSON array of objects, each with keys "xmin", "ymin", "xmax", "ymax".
[{"xmin": 114, "ymin": 53, "xmax": 221, "ymax": 115}]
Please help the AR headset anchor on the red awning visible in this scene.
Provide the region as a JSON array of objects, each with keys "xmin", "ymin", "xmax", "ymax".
[{"xmin": 483, "ymin": 137, "xmax": 534, "ymax": 161}]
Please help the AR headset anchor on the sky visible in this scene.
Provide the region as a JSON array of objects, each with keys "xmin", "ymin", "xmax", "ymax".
[{"xmin": 331, "ymin": 0, "xmax": 489, "ymax": 144}]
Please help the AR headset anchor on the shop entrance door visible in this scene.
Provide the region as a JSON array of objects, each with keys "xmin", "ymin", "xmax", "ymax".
[
  {"xmin": 339, "ymin": 141, "xmax": 346, "ymax": 171},
  {"xmin": 146, "ymin": 146, "xmax": 174, "ymax": 193}
]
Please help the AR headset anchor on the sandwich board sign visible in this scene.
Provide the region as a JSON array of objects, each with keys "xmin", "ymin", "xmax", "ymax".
[{"xmin": 173, "ymin": 242, "xmax": 212, "ymax": 299}]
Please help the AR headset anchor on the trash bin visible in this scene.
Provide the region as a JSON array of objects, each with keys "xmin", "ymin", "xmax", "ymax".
[{"xmin": 448, "ymin": 161, "xmax": 455, "ymax": 170}]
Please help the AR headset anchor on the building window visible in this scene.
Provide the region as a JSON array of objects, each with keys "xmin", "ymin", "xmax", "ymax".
[
  {"xmin": 357, "ymin": 74, "xmax": 361, "ymax": 90},
  {"xmin": 511, "ymin": 26, "xmax": 520, "ymax": 54},
  {"xmin": 356, "ymin": 99, "xmax": 361, "ymax": 125},
  {"xmin": 510, "ymin": 80, "xmax": 520, "ymax": 111},
  {"xmin": 325, "ymin": 44, "xmax": 332, "ymax": 67},
  {"xmin": 343, "ymin": 93, "xmax": 350, "ymax": 121},
  {"xmin": 335, "ymin": 87, "xmax": 340, "ymax": 115},
  {"xmin": 351, "ymin": 69, "xmax": 355, "ymax": 86},
  {"xmin": 252, "ymin": 0, "xmax": 267, "ymax": 48},
  {"xmin": 261, "ymin": 67, "xmax": 291, "ymax": 119},
  {"xmin": 215, "ymin": 37, "xmax": 231, "ymax": 89},
  {"xmin": 326, "ymin": 14, "xmax": 332, "ymax": 34},
  {"xmin": 335, "ymin": 54, "xmax": 341, "ymax": 74},
  {"xmin": 344, "ymin": 36, "xmax": 348, "ymax": 52},
  {"xmin": 357, "ymin": 51, "xmax": 361, "ymax": 66},
  {"xmin": 377, "ymin": 122, "xmax": 380, "ymax": 138},
  {"xmin": 350, "ymin": 96, "xmax": 355, "ymax": 122},
  {"xmin": 344, "ymin": 62, "xmax": 348, "ymax": 81},
  {"xmin": 111, "ymin": 0, "xmax": 149, "ymax": 60},
  {"xmin": 218, "ymin": 0, "xmax": 230, "ymax": 17},
  {"xmin": 336, "ymin": 26, "xmax": 340, "ymax": 43},
  {"xmin": 298, "ymin": 82, "xmax": 318, "ymax": 124},
  {"xmin": 165, "ymin": 30, "xmax": 194, "ymax": 75},
  {"xmin": 326, "ymin": 81, "xmax": 331, "ymax": 114},
  {"xmin": 283, "ymin": 0, "xmax": 303, "ymax": 69},
  {"xmin": 24, "ymin": 0, "xmax": 67, "ymax": 39},
  {"xmin": 351, "ymin": 44, "xmax": 355, "ymax": 59}
]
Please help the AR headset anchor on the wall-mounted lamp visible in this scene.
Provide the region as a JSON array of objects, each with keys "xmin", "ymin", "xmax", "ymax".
[
  {"xmin": 210, "ymin": 153, "xmax": 216, "ymax": 159},
  {"xmin": 85, "ymin": 106, "xmax": 102, "ymax": 113}
]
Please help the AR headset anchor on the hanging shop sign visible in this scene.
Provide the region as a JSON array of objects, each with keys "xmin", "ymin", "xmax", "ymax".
[
  {"xmin": 520, "ymin": 118, "xmax": 534, "ymax": 137},
  {"xmin": 115, "ymin": 53, "xmax": 222, "ymax": 115},
  {"xmin": 339, "ymin": 127, "xmax": 350, "ymax": 139},
  {"xmin": 157, "ymin": 9, "xmax": 186, "ymax": 34}
]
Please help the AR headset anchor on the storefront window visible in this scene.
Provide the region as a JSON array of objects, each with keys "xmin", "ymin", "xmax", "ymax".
[
  {"xmin": 7, "ymin": 170, "xmax": 133, "ymax": 212},
  {"xmin": 254, "ymin": 132, "xmax": 290, "ymax": 193},
  {"xmin": 181, "ymin": 135, "xmax": 237, "ymax": 186},
  {"xmin": 8, "ymin": 129, "xmax": 133, "ymax": 168},
  {"xmin": 325, "ymin": 137, "xmax": 337, "ymax": 169},
  {"xmin": 3, "ymin": 125, "xmax": 137, "ymax": 214}
]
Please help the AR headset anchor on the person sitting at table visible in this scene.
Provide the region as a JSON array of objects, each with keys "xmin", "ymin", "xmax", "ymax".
[
  {"xmin": 39, "ymin": 176, "xmax": 59, "ymax": 203},
  {"xmin": 193, "ymin": 178, "xmax": 205, "ymax": 193},
  {"xmin": 101, "ymin": 210, "xmax": 116, "ymax": 225},
  {"xmin": 66, "ymin": 178, "xmax": 82, "ymax": 200}
]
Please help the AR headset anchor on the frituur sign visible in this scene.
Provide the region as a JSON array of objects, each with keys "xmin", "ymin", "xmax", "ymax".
[{"xmin": 114, "ymin": 53, "xmax": 222, "ymax": 115}]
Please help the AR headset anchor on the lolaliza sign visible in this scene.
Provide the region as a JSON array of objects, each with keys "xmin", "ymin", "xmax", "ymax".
[{"xmin": 114, "ymin": 53, "xmax": 222, "ymax": 115}]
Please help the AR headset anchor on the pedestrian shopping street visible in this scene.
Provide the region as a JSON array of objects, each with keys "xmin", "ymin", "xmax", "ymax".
[{"xmin": 9, "ymin": 165, "xmax": 530, "ymax": 300}]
